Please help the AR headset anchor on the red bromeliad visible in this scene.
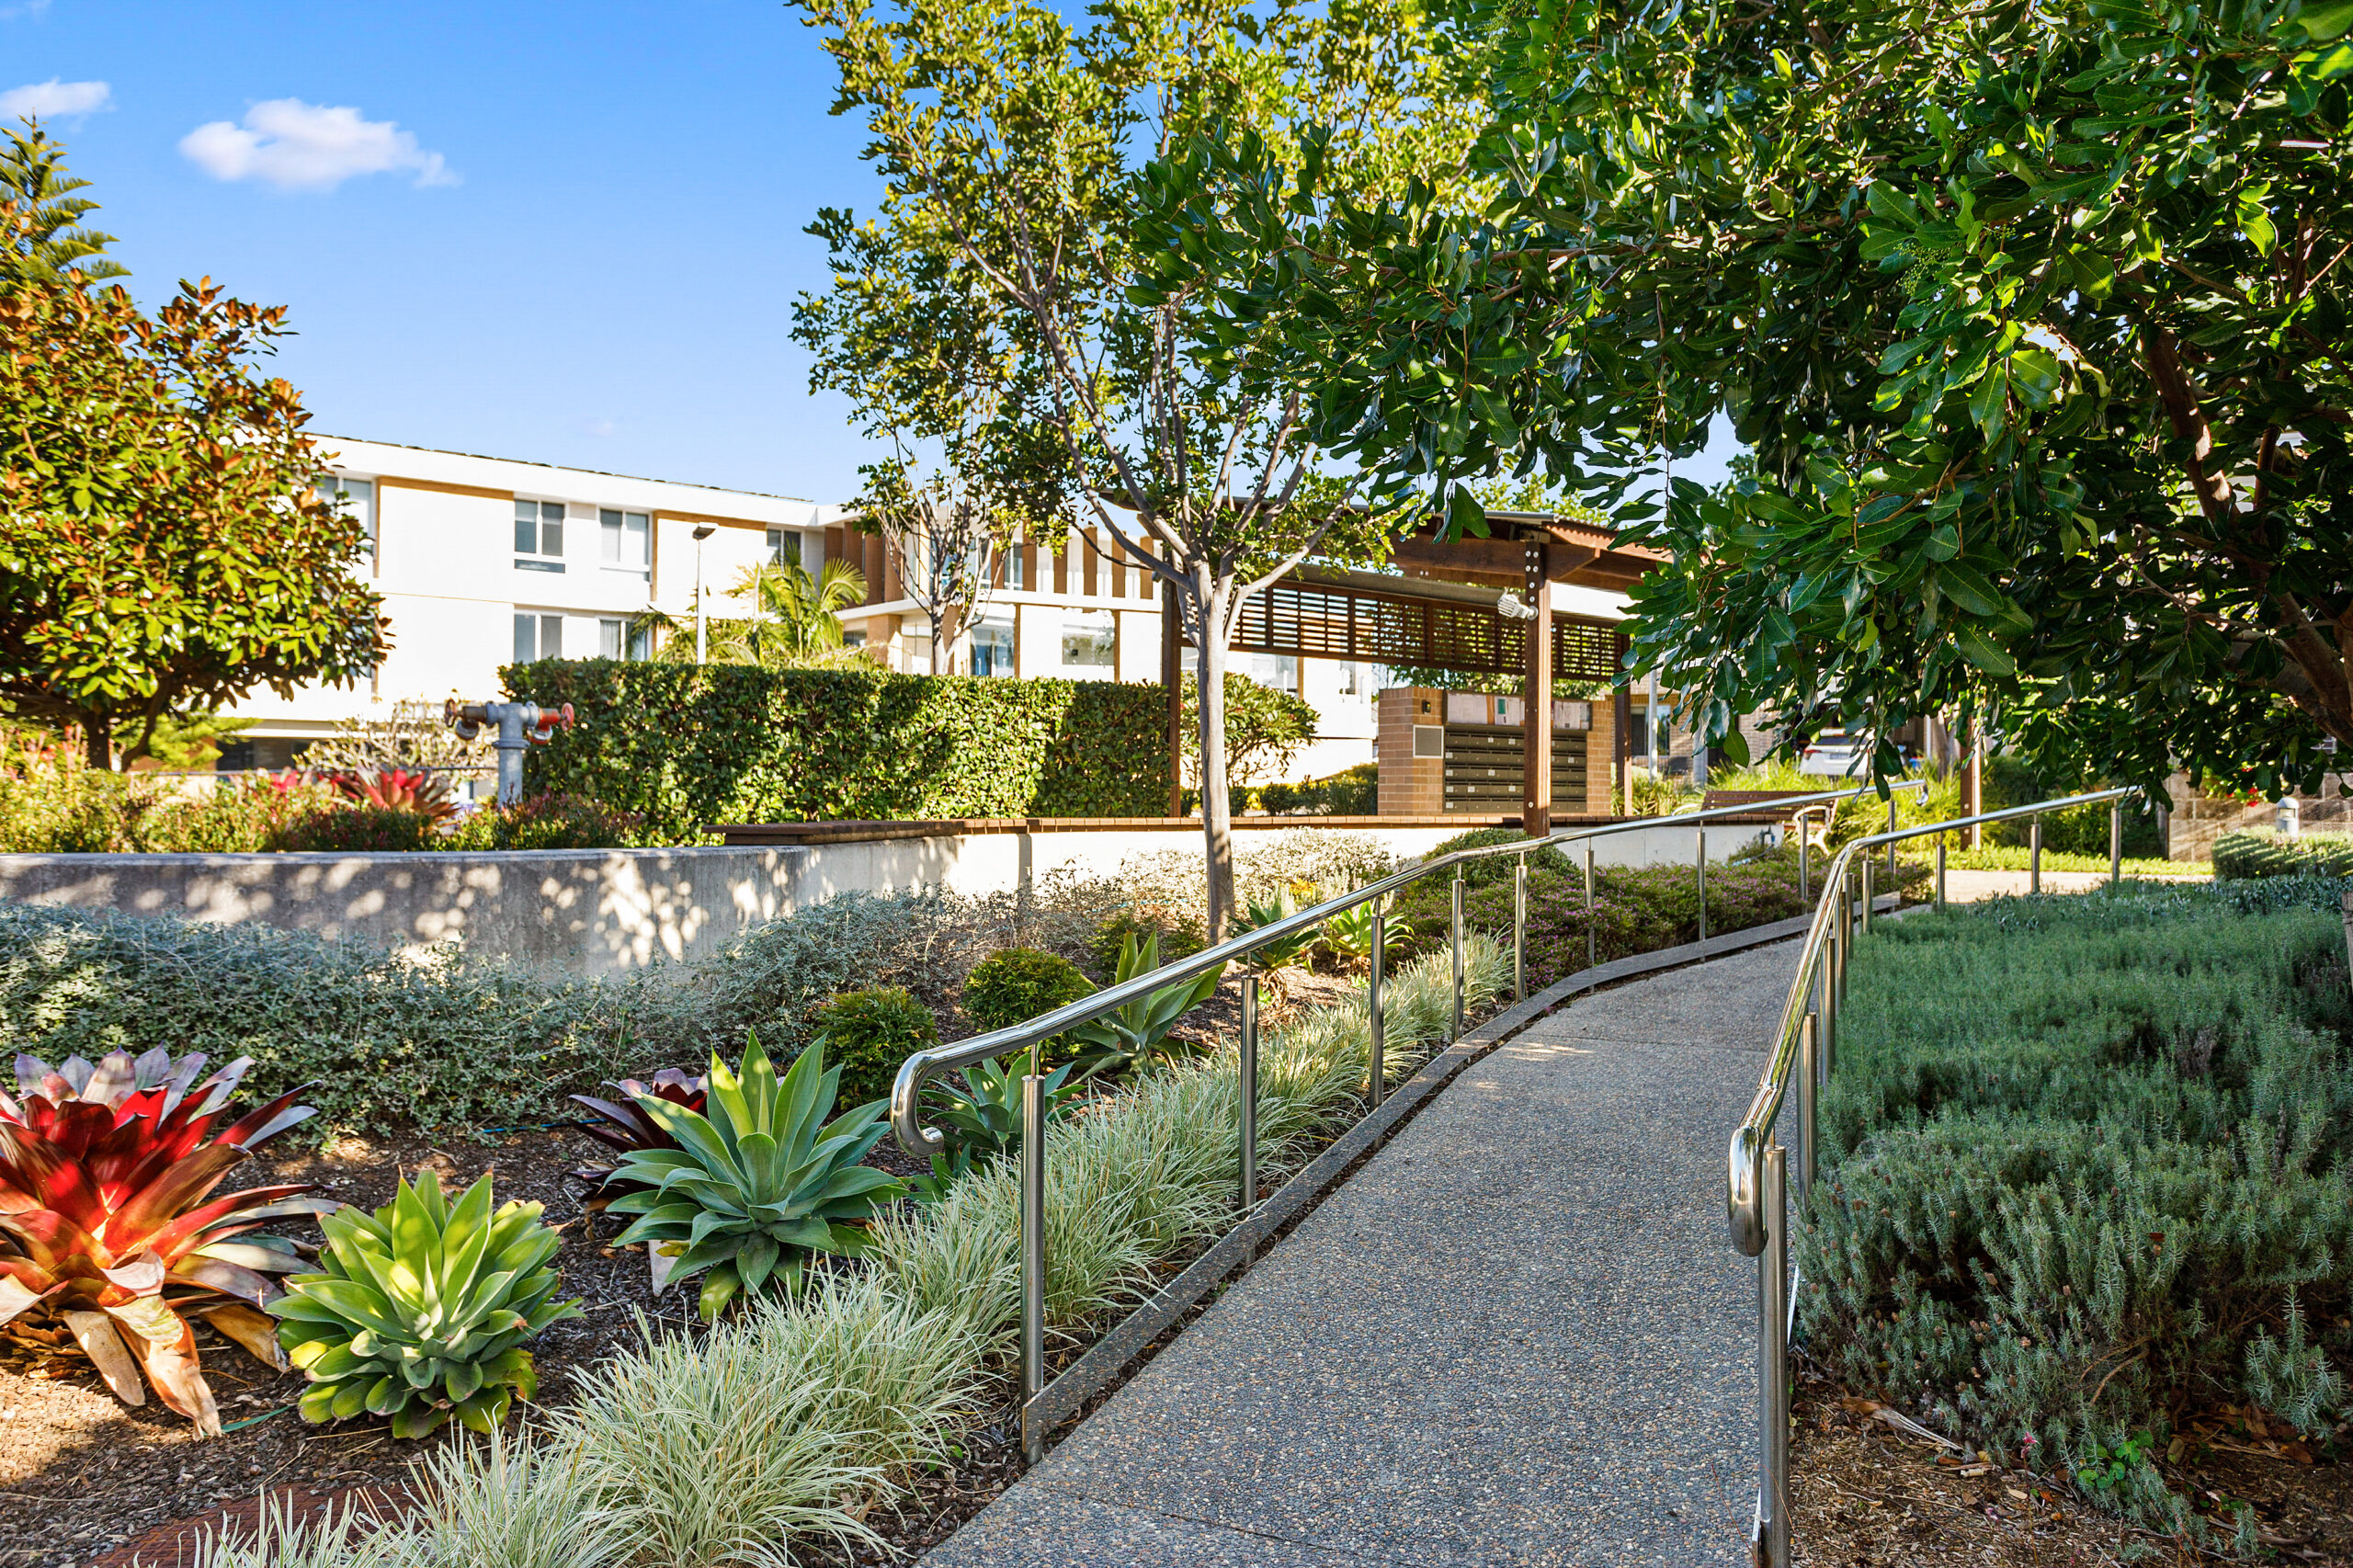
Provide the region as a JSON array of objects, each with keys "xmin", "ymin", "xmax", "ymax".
[
  {"xmin": 568, "ymin": 1068, "xmax": 707, "ymax": 1210},
  {"xmin": 0, "ymin": 1049, "xmax": 331, "ymax": 1435},
  {"xmin": 328, "ymin": 767, "xmax": 457, "ymax": 824}
]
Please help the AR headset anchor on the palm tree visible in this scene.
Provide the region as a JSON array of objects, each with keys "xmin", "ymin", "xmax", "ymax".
[{"xmin": 721, "ymin": 558, "xmax": 870, "ymax": 666}]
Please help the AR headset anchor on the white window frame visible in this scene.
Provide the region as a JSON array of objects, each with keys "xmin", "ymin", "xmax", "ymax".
[
  {"xmin": 600, "ymin": 509, "xmax": 651, "ymax": 577},
  {"xmin": 515, "ymin": 499, "xmax": 567, "ymax": 574}
]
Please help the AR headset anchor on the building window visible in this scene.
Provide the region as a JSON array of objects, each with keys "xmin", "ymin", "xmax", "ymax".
[
  {"xmin": 1061, "ymin": 609, "xmax": 1116, "ymax": 668},
  {"xmin": 600, "ymin": 509, "xmax": 650, "ymax": 575},
  {"xmin": 904, "ymin": 634, "xmax": 932, "ymax": 672},
  {"xmin": 843, "ymin": 630, "xmax": 867, "ymax": 649},
  {"xmin": 1336, "ymin": 661, "xmax": 1359, "ymax": 696},
  {"xmin": 766, "ymin": 528, "xmax": 801, "ymax": 567},
  {"xmin": 972, "ymin": 620, "xmax": 1016, "ymax": 676},
  {"xmin": 514, "ymin": 611, "xmax": 563, "ymax": 663},
  {"xmin": 515, "ymin": 500, "xmax": 565, "ymax": 572},
  {"xmin": 1006, "ymin": 545, "xmax": 1024, "ymax": 590},
  {"xmin": 1239, "ymin": 652, "xmax": 1298, "ymax": 693},
  {"xmin": 313, "ymin": 475, "xmax": 376, "ymax": 546}
]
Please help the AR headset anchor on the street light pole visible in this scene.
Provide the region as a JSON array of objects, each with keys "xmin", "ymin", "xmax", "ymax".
[{"xmin": 692, "ymin": 524, "xmax": 716, "ymax": 665}]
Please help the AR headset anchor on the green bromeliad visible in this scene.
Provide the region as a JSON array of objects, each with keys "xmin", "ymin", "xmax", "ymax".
[
  {"xmin": 604, "ymin": 1034, "xmax": 906, "ymax": 1319},
  {"xmin": 268, "ymin": 1171, "xmax": 580, "ymax": 1438}
]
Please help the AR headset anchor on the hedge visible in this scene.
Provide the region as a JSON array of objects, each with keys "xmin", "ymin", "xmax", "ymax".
[
  {"xmin": 2214, "ymin": 827, "xmax": 2353, "ymax": 880},
  {"xmin": 503, "ymin": 660, "xmax": 1172, "ymax": 839}
]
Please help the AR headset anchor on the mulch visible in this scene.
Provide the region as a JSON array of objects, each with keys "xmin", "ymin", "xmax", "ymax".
[{"xmin": 1791, "ymin": 1367, "xmax": 2353, "ymax": 1565}]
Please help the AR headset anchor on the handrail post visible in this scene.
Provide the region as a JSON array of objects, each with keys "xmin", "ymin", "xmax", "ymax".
[
  {"xmin": 1859, "ymin": 856, "xmax": 1874, "ymax": 935},
  {"xmin": 2030, "ymin": 814, "xmax": 2043, "ymax": 893},
  {"xmin": 1449, "ymin": 869, "xmax": 1465, "ymax": 1042},
  {"xmin": 1368, "ymin": 894, "xmax": 1387, "ymax": 1108},
  {"xmin": 1697, "ymin": 826, "xmax": 1710, "ymax": 944},
  {"xmin": 1583, "ymin": 841, "xmax": 1597, "ymax": 972},
  {"xmin": 1513, "ymin": 855, "xmax": 1529, "ymax": 1003},
  {"xmin": 1796, "ymin": 1012, "xmax": 1820, "ymax": 1200},
  {"xmin": 1820, "ymin": 927, "xmax": 1837, "ymax": 1075},
  {"xmin": 1797, "ymin": 812, "xmax": 1811, "ymax": 903},
  {"xmin": 1238, "ymin": 975, "xmax": 1258, "ymax": 1213},
  {"xmin": 1756, "ymin": 1143, "xmax": 1791, "ymax": 1568},
  {"xmin": 1019, "ymin": 1073, "xmax": 1047, "ymax": 1466},
  {"xmin": 1836, "ymin": 870, "xmax": 1852, "ymax": 1005},
  {"xmin": 2109, "ymin": 799, "xmax": 2124, "ymax": 885},
  {"xmin": 1935, "ymin": 837, "xmax": 1947, "ymax": 911},
  {"xmin": 1886, "ymin": 793, "xmax": 1898, "ymax": 881}
]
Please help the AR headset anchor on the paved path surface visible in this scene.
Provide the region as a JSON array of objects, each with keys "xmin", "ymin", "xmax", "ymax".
[{"xmin": 926, "ymin": 942, "xmax": 1800, "ymax": 1568}]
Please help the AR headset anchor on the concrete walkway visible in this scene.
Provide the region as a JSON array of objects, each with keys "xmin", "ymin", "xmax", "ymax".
[{"xmin": 927, "ymin": 941, "xmax": 1801, "ymax": 1568}]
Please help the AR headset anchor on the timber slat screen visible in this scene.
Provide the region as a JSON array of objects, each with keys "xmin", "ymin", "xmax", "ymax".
[
  {"xmin": 1213, "ymin": 578, "xmax": 1624, "ymax": 682},
  {"xmin": 1442, "ymin": 723, "xmax": 1590, "ymax": 812}
]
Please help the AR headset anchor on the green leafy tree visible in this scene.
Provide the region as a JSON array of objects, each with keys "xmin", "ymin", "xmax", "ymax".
[
  {"xmin": 1131, "ymin": 0, "xmax": 2353, "ymax": 798},
  {"xmin": 0, "ymin": 264, "xmax": 386, "ymax": 767},
  {"xmin": 792, "ymin": 0, "xmax": 1477, "ymax": 934},
  {"xmin": 1, "ymin": 120, "xmax": 128, "ymax": 284}
]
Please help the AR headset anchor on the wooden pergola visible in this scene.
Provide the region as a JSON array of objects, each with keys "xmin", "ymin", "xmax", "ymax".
[{"xmin": 1165, "ymin": 514, "xmax": 1667, "ymax": 835}]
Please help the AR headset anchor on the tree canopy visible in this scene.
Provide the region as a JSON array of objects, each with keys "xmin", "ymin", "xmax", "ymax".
[
  {"xmin": 0, "ymin": 137, "xmax": 384, "ymax": 767},
  {"xmin": 793, "ymin": 0, "xmax": 1480, "ymax": 927},
  {"xmin": 1135, "ymin": 0, "xmax": 2353, "ymax": 797}
]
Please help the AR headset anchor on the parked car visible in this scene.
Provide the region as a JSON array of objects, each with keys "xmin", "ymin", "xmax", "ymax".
[{"xmin": 1799, "ymin": 731, "xmax": 1914, "ymax": 776}]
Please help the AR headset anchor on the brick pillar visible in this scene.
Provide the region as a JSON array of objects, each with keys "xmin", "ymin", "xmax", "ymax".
[{"xmin": 1378, "ymin": 687, "xmax": 1445, "ymax": 816}]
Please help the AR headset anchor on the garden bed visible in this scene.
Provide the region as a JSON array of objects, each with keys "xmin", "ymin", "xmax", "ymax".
[
  {"xmin": 16, "ymin": 834, "xmax": 1836, "ymax": 1568},
  {"xmin": 1800, "ymin": 876, "xmax": 2353, "ymax": 1553}
]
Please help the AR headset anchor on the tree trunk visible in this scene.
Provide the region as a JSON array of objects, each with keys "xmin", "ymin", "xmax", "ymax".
[
  {"xmin": 83, "ymin": 712, "xmax": 113, "ymax": 771},
  {"xmin": 1194, "ymin": 574, "xmax": 1237, "ymax": 942},
  {"xmin": 932, "ymin": 603, "xmax": 960, "ymax": 675}
]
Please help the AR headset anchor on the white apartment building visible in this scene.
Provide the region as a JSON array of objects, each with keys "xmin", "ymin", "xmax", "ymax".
[{"xmin": 226, "ymin": 440, "xmax": 1379, "ymax": 780}]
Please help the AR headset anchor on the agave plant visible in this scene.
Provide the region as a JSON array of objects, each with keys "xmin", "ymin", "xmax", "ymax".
[
  {"xmin": 270, "ymin": 1169, "xmax": 581, "ymax": 1438},
  {"xmin": 565, "ymin": 1067, "xmax": 709, "ymax": 1210},
  {"xmin": 605, "ymin": 1034, "xmax": 905, "ymax": 1319},
  {"xmin": 1319, "ymin": 896, "xmax": 1413, "ymax": 964},
  {"xmin": 0, "ymin": 1049, "xmax": 327, "ymax": 1434},
  {"xmin": 1066, "ymin": 932, "xmax": 1226, "ymax": 1076},
  {"xmin": 1231, "ymin": 891, "xmax": 1317, "ymax": 972},
  {"xmin": 927, "ymin": 1054, "xmax": 1084, "ymax": 1160}
]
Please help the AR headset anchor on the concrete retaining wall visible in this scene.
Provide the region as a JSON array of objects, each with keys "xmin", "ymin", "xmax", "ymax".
[{"xmin": 0, "ymin": 816, "xmax": 1779, "ymax": 975}]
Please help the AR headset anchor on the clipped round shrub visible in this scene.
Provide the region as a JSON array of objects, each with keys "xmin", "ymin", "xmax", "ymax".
[
  {"xmin": 452, "ymin": 791, "xmax": 644, "ymax": 850},
  {"xmin": 961, "ymin": 947, "xmax": 1095, "ymax": 1034},
  {"xmin": 273, "ymin": 803, "xmax": 436, "ymax": 853},
  {"xmin": 807, "ymin": 985, "xmax": 937, "ymax": 1105}
]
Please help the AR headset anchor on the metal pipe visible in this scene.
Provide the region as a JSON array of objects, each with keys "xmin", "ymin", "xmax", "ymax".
[
  {"xmin": 1820, "ymin": 928, "xmax": 1837, "ymax": 1077},
  {"xmin": 1238, "ymin": 976, "xmax": 1258, "ymax": 1213},
  {"xmin": 1513, "ymin": 855, "xmax": 1529, "ymax": 1003},
  {"xmin": 1019, "ymin": 1073, "xmax": 1047, "ymax": 1465},
  {"xmin": 2109, "ymin": 800, "xmax": 2123, "ymax": 885},
  {"xmin": 1369, "ymin": 895, "xmax": 1386, "ymax": 1108},
  {"xmin": 1935, "ymin": 838, "xmax": 1947, "ymax": 911},
  {"xmin": 1886, "ymin": 793, "xmax": 1898, "ymax": 880},
  {"xmin": 1449, "ymin": 870, "xmax": 1465, "ymax": 1043},
  {"xmin": 1583, "ymin": 841, "xmax": 1597, "ymax": 973},
  {"xmin": 895, "ymin": 780, "xmax": 1935, "ymax": 1159},
  {"xmin": 1796, "ymin": 1014, "xmax": 1819, "ymax": 1201},
  {"xmin": 1860, "ymin": 856, "xmax": 1874, "ymax": 936},
  {"xmin": 1757, "ymin": 1145, "xmax": 1790, "ymax": 1568},
  {"xmin": 2030, "ymin": 814, "xmax": 2042, "ymax": 894},
  {"xmin": 1697, "ymin": 826, "xmax": 1710, "ymax": 944},
  {"xmin": 1797, "ymin": 812, "xmax": 1811, "ymax": 903}
]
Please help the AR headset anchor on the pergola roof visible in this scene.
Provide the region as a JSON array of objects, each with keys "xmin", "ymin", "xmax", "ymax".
[{"xmin": 1387, "ymin": 512, "xmax": 1665, "ymax": 593}]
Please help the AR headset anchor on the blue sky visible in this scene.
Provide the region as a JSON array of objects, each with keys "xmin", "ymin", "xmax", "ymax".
[
  {"xmin": 4, "ymin": 0, "xmax": 886, "ymax": 501},
  {"xmin": 4, "ymin": 0, "xmax": 1733, "ymax": 506}
]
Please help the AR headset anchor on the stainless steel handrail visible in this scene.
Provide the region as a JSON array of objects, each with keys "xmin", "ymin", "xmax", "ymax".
[
  {"xmin": 1727, "ymin": 785, "xmax": 2140, "ymax": 1568},
  {"xmin": 886, "ymin": 777, "xmax": 1913, "ymax": 1467},
  {"xmin": 890, "ymin": 778, "xmax": 1907, "ymax": 1155}
]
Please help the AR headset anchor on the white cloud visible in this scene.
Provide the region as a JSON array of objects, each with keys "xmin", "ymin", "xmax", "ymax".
[
  {"xmin": 0, "ymin": 78, "xmax": 111, "ymax": 119},
  {"xmin": 179, "ymin": 98, "xmax": 456, "ymax": 192}
]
